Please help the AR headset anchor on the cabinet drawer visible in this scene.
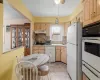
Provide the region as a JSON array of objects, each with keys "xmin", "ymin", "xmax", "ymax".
[
  {"xmin": 39, "ymin": 46, "xmax": 45, "ymax": 50},
  {"xmin": 33, "ymin": 50, "xmax": 39, "ymax": 53},
  {"xmin": 56, "ymin": 46, "xmax": 61, "ymax": 50},
  {"xmin": 33, "ymin": 46, "xmax": 39, "ymax": 49},
  {"xmin": 39, "ymin": 50, "xmax": 45, "ymax": 53}
]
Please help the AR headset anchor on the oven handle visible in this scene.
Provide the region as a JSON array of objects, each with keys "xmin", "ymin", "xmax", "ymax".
[{"xmin": 83, "ymin": 64, "xmax": 100, "ymax": 78}]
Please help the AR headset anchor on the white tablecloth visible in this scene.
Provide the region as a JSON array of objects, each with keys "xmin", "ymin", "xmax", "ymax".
[{"xmin": 21, "ymin": 54, "xmax": 49, "ymax": 66}]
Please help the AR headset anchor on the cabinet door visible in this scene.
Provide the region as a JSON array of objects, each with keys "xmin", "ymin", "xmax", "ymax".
[
  {"xmin": 90, "ymin": 0, "xmax": 94, "ymax": 19},
  {"xmin": 41, "ymin": 24, "xmax": 46, "ymax": 31},
  {"xmin": 56, "ymin": 50, "xmax": 61, "ymax": 61},
  {"xmin": 96, "ymin": 0, "xmax": 100, "ymax": 16},
  {"xmin": 61, "ymin": 47, "xmax": 67, "ymax": 64},
  {"xmin": 34, "ymin": 23, "xmax": 41, "ymax": 31},
  {"xmin": 93, "ymin": 0, "xmax": 100, "ymax": 22},
  {"xmin": 83, "ymin": 0, "xmax": 93, "ymax": 25},
  {"xmin": 46, "ymin": 24, "xmax": 50, "ymax": 36},
  {"xmin": 83, "ymin": 0, "xmax": 90, "ymax": 22}
]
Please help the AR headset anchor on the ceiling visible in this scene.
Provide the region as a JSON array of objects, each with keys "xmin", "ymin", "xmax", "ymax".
[
  {"xmin": 22, "ymin": 0, "xmax": 80, "ymax": 17},
  {"xmin": 4, "ymin": 0, "xmax": 26, "ymax": 20}
]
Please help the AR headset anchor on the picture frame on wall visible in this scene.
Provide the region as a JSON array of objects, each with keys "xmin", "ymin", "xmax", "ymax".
[{"xmin": 6, "ymin": 25, "xmax": 10, "ymax": 32}]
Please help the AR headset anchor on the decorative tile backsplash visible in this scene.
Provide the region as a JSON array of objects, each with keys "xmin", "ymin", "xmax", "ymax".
[{"xmin": 34, "ymin": 34, "xmax": 67, "ymax": 45}]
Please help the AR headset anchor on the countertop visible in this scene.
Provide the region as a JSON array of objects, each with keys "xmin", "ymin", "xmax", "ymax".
[{"xmin": 33, "ymin": 44, "xmax": 66, "ymax": 47}]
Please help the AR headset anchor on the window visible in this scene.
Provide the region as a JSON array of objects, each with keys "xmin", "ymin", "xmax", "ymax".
[{"xmin": 50, "ymin": 24, "xmax": 64, "ymax": 41}]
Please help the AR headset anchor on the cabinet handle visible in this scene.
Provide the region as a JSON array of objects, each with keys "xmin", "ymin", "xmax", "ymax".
[{"xmin": 93, "ymin": 12, "xmax": 96, "ymax": 17}]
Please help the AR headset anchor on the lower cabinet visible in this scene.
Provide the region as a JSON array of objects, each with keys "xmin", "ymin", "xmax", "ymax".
[
  {"xmin": 61, "ymin": 47, "xmax": 67, "ymax": 64},
  {"xmin": 56, "ymin": 50, "xmax": 61, "ymax": 61},
  {"xmin": 32, "ymin": 45, "xmax": 67, "ymax": 63},
  {"xmin": 56, "ymin": 46, "xmax": 67, "ymax": 64},
  {"xmin": 33, "ymin": 46, "xmax": 45, "ymax": 54}
]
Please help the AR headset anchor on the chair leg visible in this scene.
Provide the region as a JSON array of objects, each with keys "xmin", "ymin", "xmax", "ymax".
[{"xmin": 47, "ymin": 73, "xmax": 51, "ymax": 80}]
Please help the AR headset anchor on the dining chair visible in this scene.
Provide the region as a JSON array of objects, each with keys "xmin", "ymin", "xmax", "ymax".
[
  {"xmin": 38, "ymin": 65, "xmax": 50, "ymax": 80},
  {"xmin": 15, "ymin": 61, "xmax": 38, "ymax": 80}
]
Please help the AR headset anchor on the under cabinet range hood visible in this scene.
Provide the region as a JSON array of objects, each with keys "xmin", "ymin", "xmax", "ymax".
[{"xmin": 34, "ymin": 30, "xmax": 46, "ymax": 34}]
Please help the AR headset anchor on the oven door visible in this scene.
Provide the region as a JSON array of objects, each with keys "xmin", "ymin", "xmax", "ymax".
[
  {"xmin": 84, "ymin": 41, "xmax": 100, "ymax": 57},
  {"xmin": 82, "ymin": 40, "xmax": 100, "ymax": 72}
]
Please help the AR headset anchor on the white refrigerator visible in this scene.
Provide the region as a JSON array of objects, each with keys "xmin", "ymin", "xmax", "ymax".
[{"xmin": 67, "ymin": 22, "xmax": 82, "ymax": 80}]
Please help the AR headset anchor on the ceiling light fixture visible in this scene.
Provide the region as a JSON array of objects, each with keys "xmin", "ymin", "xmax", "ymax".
[
  {"xmin": 54, "ymin": 0, "xmax": 60, "ymax": 4},
  {"xmin": 54, "ymin": 0, "xmax": 65, "ymax": 4},
  {"xmin": 55, "ymin": 5, "xmax": 59, "ymax": 24}
]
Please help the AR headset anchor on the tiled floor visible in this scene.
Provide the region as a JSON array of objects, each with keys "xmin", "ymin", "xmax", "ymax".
[{"xmin": 40, "ymin": 62, "xmax": 71, "ymax": 80}]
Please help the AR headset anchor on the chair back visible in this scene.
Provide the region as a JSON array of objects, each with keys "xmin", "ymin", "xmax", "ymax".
[{"xmin": 15, "ymin": 61, "xmax": 38, "ymax": 80}]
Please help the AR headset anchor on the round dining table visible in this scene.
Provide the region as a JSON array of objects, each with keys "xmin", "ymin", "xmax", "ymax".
[{"xmin": 21, "ymin": 54, "xmax": 49, "ymax": 66}]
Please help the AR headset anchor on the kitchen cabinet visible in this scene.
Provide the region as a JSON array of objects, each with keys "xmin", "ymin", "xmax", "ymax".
[
  {"xmin": 34, "ymin": 23, "xmax": 50, "ymax": 36},
  {"xmin": 76, "ymin": 12, "xmax": 83, "ymax": 24},
  {"xmin": 83, "ymin": 0, "xmax": 100, "ymax": 26},
  {"xmin": 45, "ymin": 46, "xmax": 55, "ymax": 62},
  {"xmin": 33, "ymin": 46, "xmax": 45, "ymax": 54},
  {"xmin": 56, "ymin": 46, "xmax": 67, "ymax": 64},
  {"xmin": 56, "ymin": 46, "xmax": 61, "ymax": 61},
  {"xmin": 83, "ymin": 0, "xmax": 92, "ymax": 26},
  {"xmin": 61, "ymin": 46, "xmax": 67, "ymax": 64},
  {"xmin": 93, "ymin": 0, "xmax": 100, "ymax": 22},
  {"xmin": 34, "ymin": 23, "xmax": 41, "ymax": 31}
]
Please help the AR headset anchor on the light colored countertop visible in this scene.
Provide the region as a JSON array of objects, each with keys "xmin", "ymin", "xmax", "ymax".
[{"xmin": 33, "ymin": 44, "xmax": 66, "ymax": 47}]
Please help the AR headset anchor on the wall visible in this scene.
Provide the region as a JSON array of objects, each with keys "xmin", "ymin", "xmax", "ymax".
[
  {"xmin": 7, "ymin": 0, "xmax": 33, "ymax": 21},
  {"xmin": 34, "ymin": 16, "xmax": 71, "ymax": 23},
  {"xmin": 70, "ymin": 1, "xmax": 83, "ymax": 20},
  {"xmin": 0, "ymin": 47, "xmax": 24, "ymax": 80},
  {"xmin": 3, "ymin": 19, "xmax": 29, "ymax": 52},
  {"xmin": 0, "ymin": 3, "xmax": 3, "ymax": 55}
]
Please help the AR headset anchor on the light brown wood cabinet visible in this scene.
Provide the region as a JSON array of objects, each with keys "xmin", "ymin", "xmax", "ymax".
[
  {"xmin": 33, "ymin": 46, "xmax": 45, "ymax": 54},
  {"xmin": 34, "ymin": 23, "xmax": 50, "ymax": 36},
  {"xmin": 83, "ymin": 0, "xmax": 100, "ymax": 26},
  {"xmin": 76, "ymin": 12, "xmax": 83, "ymax": 24},
  {"xmin": 56, "ymin": 46, "xmax": 61, "ymax": 61},
  {"xmin": 61, "ymin": 46, "xmax": 67, "ymax": 64},
  {"xmin": 56, "ymin": 46, "xmax": 67, "ymax": 64}
]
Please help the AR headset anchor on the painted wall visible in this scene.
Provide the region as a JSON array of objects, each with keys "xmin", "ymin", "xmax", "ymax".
[
  {"xmin": 3, "ymin": 19, "xmax": 29, "ymax": 52},
  {"xmin": 7, "ymin": 0, "xmax": 33, "ymax": 22},
  {"xmin": 70, "ymin": 2, "xmax": 83, "ymax": 20},
  {"xmin": 34, "ymin": 16, "xmax": 71, "ymax": 23},
  {"xmin": 0, "ymin": 47, "xmax": 24, "ymax": 80},
  {"xmin": 0, "ymin": 3, "xmax": 3, "ymax": 55}
]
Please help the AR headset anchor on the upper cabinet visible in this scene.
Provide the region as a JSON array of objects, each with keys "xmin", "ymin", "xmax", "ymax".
[
  {"xmin": 34, "ymin": 23, "xmax": 50, "ymax": 36},
  {"xmin": 83, "ymin": 0, "xmax": 100, "ymax": 26},
  {"xmin": 83, "ymin": 0, "xmax": 92, "ymax": 25}
]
